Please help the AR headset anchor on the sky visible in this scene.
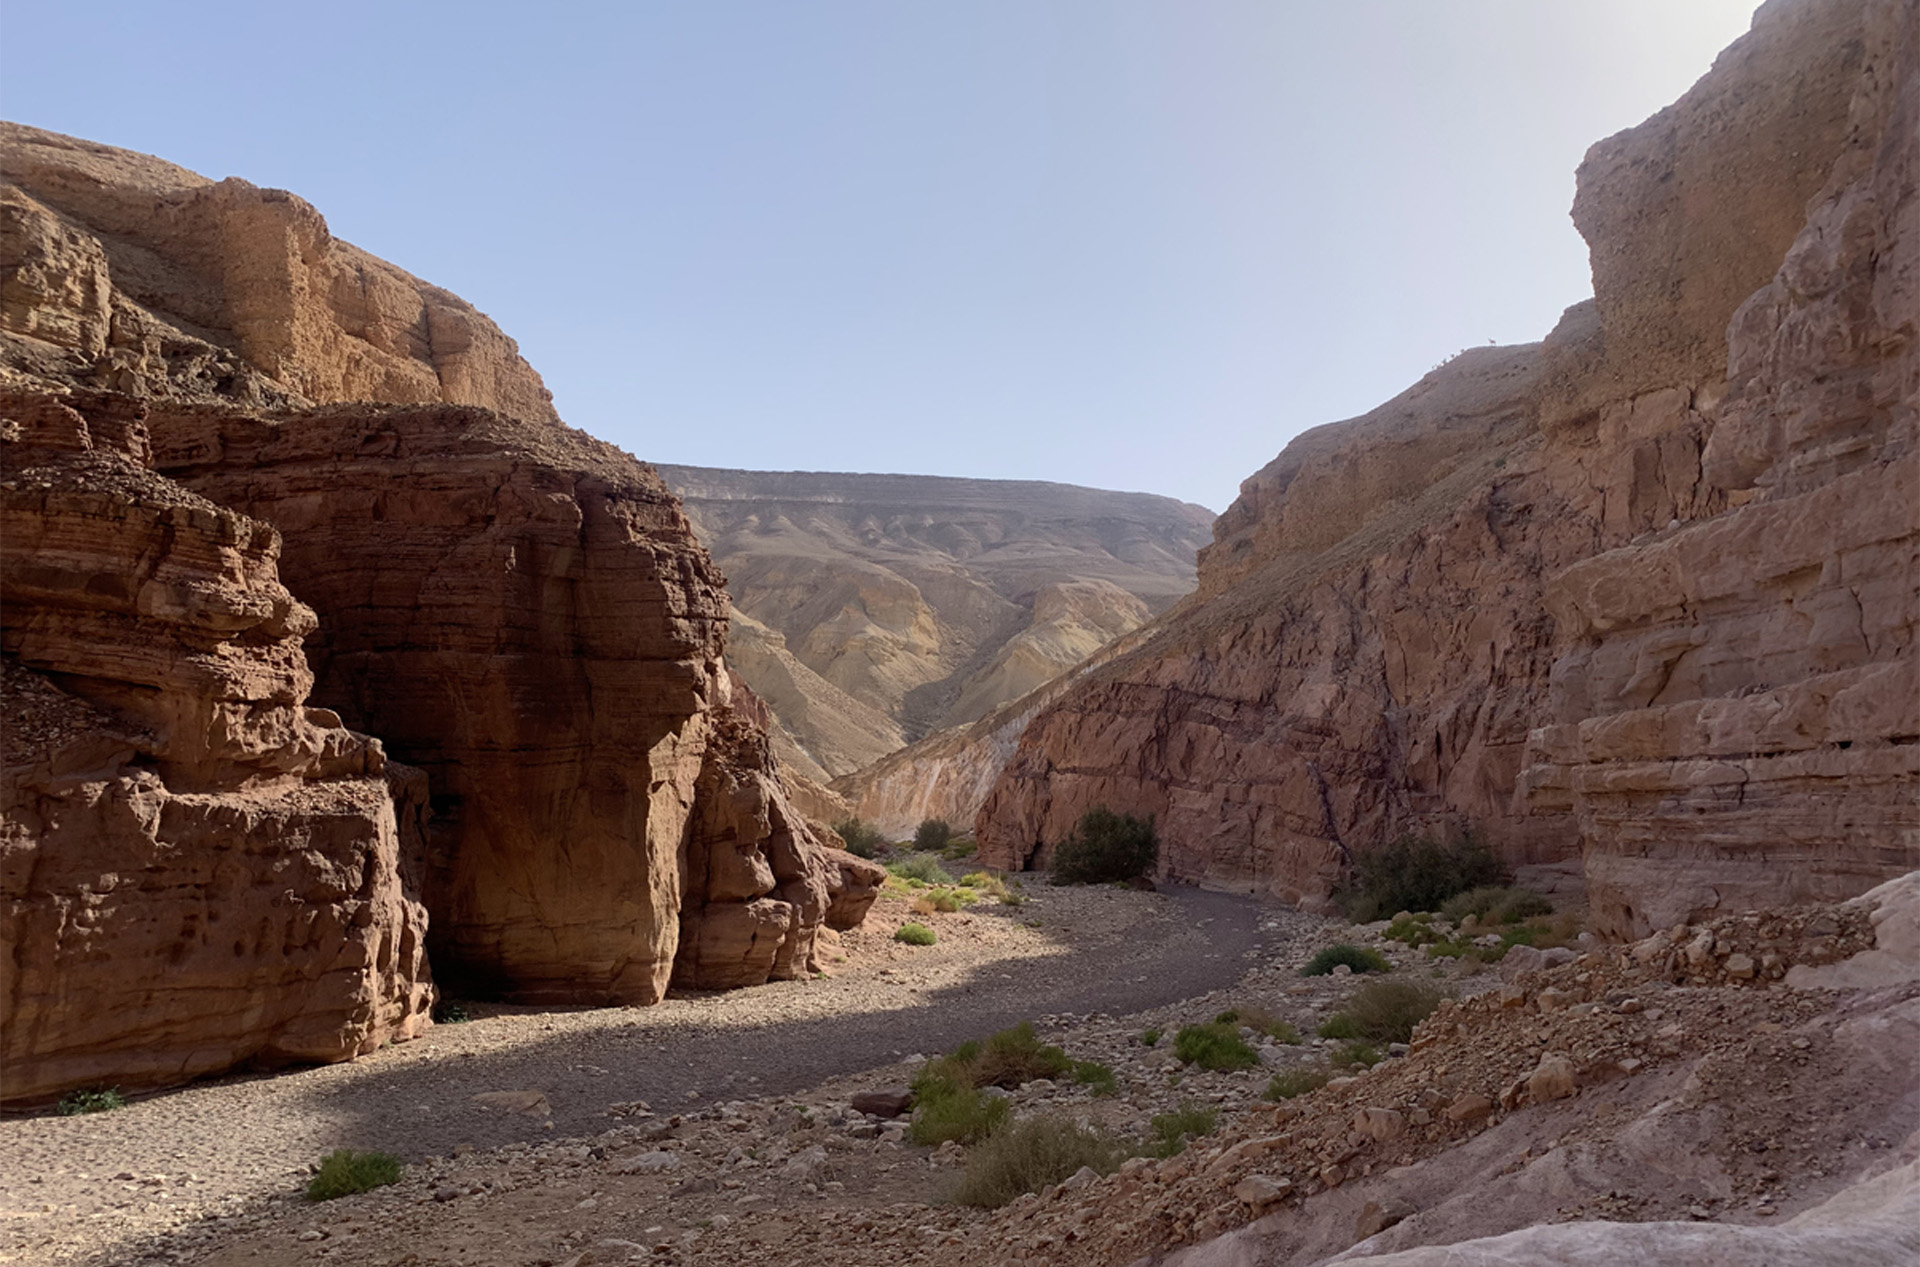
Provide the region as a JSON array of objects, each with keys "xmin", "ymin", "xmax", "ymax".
[{"xmin": 2, "ymin": 2, "xmax": 1761, "ymax": 512}]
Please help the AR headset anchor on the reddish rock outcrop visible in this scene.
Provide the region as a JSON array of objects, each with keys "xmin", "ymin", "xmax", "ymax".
[
  {"xmin": 135, "ymin": 397, "xmax": 841, "ymax": 1003},
  {"xmin": 0, "ymin": 393, "xmax": 431, "ymax": 1104},
  {"xmin": 0, "ymin": 122, "xmax": 559, "ymax": 424},
  {"xmin": 977, "ymin": 0, "xmax": 1918, "ymax": 925}
]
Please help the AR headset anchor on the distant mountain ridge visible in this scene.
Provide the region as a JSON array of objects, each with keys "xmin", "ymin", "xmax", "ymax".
[{"xmin": 657, "ymin": 464, "xmax": 1214, "ymax": 773}]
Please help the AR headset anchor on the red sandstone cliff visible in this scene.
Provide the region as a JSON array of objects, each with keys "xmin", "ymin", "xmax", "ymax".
[
  {"xmin": 977, "ymin": 0, "xmax": 1918, "ymax": 933},
  {"xmin": 0, "ymin": 391, "xmax": 432, "ymax": 1104}
]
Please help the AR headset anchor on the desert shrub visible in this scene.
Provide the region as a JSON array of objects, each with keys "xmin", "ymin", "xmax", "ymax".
[
  {"xmin": 894, "ymin": 922, "xmax": 937, "ymax": 946},
  {"xmin": 432, "ymin": 997, "xmax": 472, "ymax": 1024},
  {"xmin": 1316, "ymin": 1013, "xmax": 1362, "ymax": 1040},
  {"xmin": 1331, "ymin": 1040, "xmax": 1383, "ymax": 1070},
  {"xmin": 1069, "ymin": 1060, "xmax": 1119, "ymax": 1097},
  {"xmin": 1300, "ymin": 944, "xmax": 1391, "ymax": 976},
  {"xmin": 1337, "ymin": 831, "xmax": 1505, "ymax": 923},
  {"xmin": 907, "ymin": 1073, "xmax": 1008, "ymax": 1145},
  {"xmin": 970, "ymin": 1022, "xmax": 1070, "ymax": 1089},
  {"xmin": 1172, "ymin": 1023, "xmax": 1259, "ymax": 1071},
  {"xmin": 1142, "ymin": 1103, "xmax": 1218, "ymax": 1158},
  {"xmin": 913, "ymin": 889, "xmax": 963, "ymax": 915},
  {"xmin": 833, "ymin": 818, "xmax": 888, "ymax": 859},
  {"xmin": 1051, "ymin": 807, "xmax": 1157, "ymax": 885},
  {"xmin": 1332, "ymin": 980, "xmax": 1446, "ymax": 1045},
  {"xmin": 1220, "ymin": 1006, "xmax": 1302, "ymax": 1044},
  {"xmin": 56, "ymin": 1087, "xmax": 125, "ymax": 1116},
  {"xmin": 1440, "ymin": 886, "xmax": 1553, "ymax": 927},
  {"xmin": 1384, "ymin": 913, "xmax": 1443, "ymax": 947},
  {"xmin": 914, "ymin": 818, "xmax": 954, "ymax": 852},
  {"xmin": 888, "ymin": 854, "xmax": 955, "ymax": 886},
  {"xmin": 949, "ymin": 1114, "xmax": 1126, "ymax": 1207},
  {"xmin": 941, "ymin": 837, "xmax": 978, "ymax": 862},
  {"xmin": 306, "ymin": 1149, "xmax": 402, "ymax": 1201},
  {"xmin": 959, "ymin": 871, "xmax": 1010, "ymax": 901},
  {"xmin": 1263, "ymin": 1067, "xmax": 1331, "ymax": 1100},
  {"xmin": 1139, "ymin": 1028, "xmax": 1162, "ymax": 1047}
]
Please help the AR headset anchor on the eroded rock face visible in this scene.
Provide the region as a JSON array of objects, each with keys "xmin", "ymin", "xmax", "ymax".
[
  {"xmin": 136, "ymin": 398, "xmax": 752, "ymax": 1004},
  {"xmin": 0, "ymin": 122, "xmax": 559, "ymax": 424},
  {"xmin": 976, "ymin": 0, "xmax": 1918, "ymax": 920},
  {"xmin": 0, "ymin": 395, "xmax": 431, "ymax": 1103}
]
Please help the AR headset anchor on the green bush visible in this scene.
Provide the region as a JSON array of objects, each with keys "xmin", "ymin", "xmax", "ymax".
[
  {"xmin": 306, "ymin": 1149, "xmax": 402, "ymax": 1201},
  {"xmin": 949, "ymin": 1114, "xmax": 1126, "ymax": 1207},
  {"xmin": 942, "ymin": 837, "xmax": 979, "ymax": 862},
  {"xmin": 1051, "ymin": 807, "xmax": 1157, "ymax": 886},
  {"xmin": 1440, "ymin": 886, "xmax": 1554, "ymax": 927},
  {"xmin": 914, "ymin": 818, "xmax": 954, "ymax": 852},
  {"xmin": 1327, "ymin": 980, "xmax": 1446, "ymax": 1045},
  {"xmin": 833, "ymin": 817, "xmax": 888, "ymax": 859},
  {"xmin": 1263, "ymin": 1068, "xmax": 1331, "ymax": 1100},
  {"xmin": 914, "ymin": 889, "xmax": 963, "ymax": 914},
  {"xmin": 1172, "ymin": 1023, "xmax": 1259, "ymax": 1071},
  {"xmin": 1139, "ymin": 1028, "xmax": 1162, "ymax": 1047},
  {"xmin": 432, "ymin": 997, "xmax": 471, "ymax": 1024},
  {"xmin": 1317, "ymin": 1012, "xmax": 1362, "ymax": 1040},
  {"xmin": 907, "ymin": 1074, "xmax": 1008, "ymax": 1146},
  {"xmin": 970, "ymin": 1022, "xmax": 1070, "ymax": 1089},
  {"xmin": 1331, "ymin": 1040, "xmax": 1383, "ymax": 1071},
  {"xmin": 1384, "ymin": 913, "xmax": 1443, "ymax": 947},
  {"xmin": 1301, "ymin": 944, "xmax": 1391, "ymax": 976},
  {"xmin": 56, "ymin": 1087, "xmax": 125, "ymax": 1116},
  {"xmin": 888, "ymin": 853, "xmax": 955, "ymax": 885},
  {"xmin": 1337, "ymin": 831, "xmax": 1505, "ymax": 923},
  {"xmin": 1143, "ymin": 1103, "xmax": 1218, "ymax": 1158},
  {"xmin": 1069, "ymin": 1060, "xmax": 1119, "ymax": 1097},
  {"xmin": 895, "ymin": 922, "xmax": 937, "ymax": 946}
]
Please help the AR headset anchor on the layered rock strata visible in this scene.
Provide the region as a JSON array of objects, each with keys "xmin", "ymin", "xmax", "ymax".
[
  {"xmin": 0, "ymin": 392, "xmax": 431, "ymax": 1103},
  {"xmin": 657, "ymin": 465, "xmax": 1214, "ymax": 764},
  {"xmin": 977, "ymin": 0, "xmax": 1918, "ymax": 927},
  {"xmin": 1, "ymin": 122, "xmax": 558, "ymax": 423},
  {"xmin": 137, "ymin": 397, "xmax": 837, "ymax": 1003}
]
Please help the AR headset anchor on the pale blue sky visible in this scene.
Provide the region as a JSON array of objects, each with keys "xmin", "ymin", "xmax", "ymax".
[{"xmin": 3, "ymin": 2, "xmax": 1758, "ymax": 511}]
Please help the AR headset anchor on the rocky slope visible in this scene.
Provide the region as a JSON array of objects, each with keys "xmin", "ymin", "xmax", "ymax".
[
  {"xmin": 657, "ymin": 465, "xmax": 1214, "ymax": 770},
  {"xmin": 0, "ymin": 390, "xmax": 431, "ymax": 1104},
  {"xmin": 977, "ymin": 0, "xmax": 1918, "ymax": 932}
]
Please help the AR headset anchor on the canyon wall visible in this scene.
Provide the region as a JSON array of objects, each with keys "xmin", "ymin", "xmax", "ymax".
[
  {"xmin": 977, "ymin": 0, "xmax": 1918, "ymax": 932},
  {"xmin": 0, "ymin": 391, "xmax": 431, "ymax": 1103},
  {"xmin": 657, "ymin": 466, "xmax": 1214, "ymax": 772},
  {"xmin": 1, "ymin": 122, "xmax": 559, "ymax": 423}
]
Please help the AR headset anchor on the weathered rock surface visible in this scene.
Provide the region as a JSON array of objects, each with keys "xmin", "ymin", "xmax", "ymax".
[
  {"xmin": 132, "ymin": 397, "xmax": 838, "ymax": 1004},
  {"xmin": 0, "ymin": 122, "xmax": 558, "ymax": 424},
  {"xmin": 0, "ymin": 393, "xmax": 430, "ymax": 1103},
  {"xmin": 657, "ymin": 465, "xmax": 1214, "ymax": 768},
  {"xmin": 978, "ymin": 0, "xmax": 1918, "ymax": 924}
]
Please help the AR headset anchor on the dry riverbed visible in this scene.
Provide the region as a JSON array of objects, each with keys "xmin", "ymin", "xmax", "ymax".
[{"xmin": 2, "ymin": 878, "xmax": 1342, "ymax": 1266}]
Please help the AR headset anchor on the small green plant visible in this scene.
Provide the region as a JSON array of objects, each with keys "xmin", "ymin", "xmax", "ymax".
[
  {"xmin": 1172, "ymin": 1022, "xmax": 1259, "ymax": 1071},
  {"xmin": 1326, "ymin": 980, "xmax": 1447, "ymax": 1045},
  {"xmin": 1336, "ymin": 830, "xmax": 1505, "ymax": 923},
  {"xmin": 949, "ymin": 1114, "xmax": 1126, "ymax": 1207},
  {"xmin": 888, "ymin": 853, "xmax": 955, "ymax": 886},
  {"xmin": 1384, "ymin": 913, "xmax": 1443, "ymax": 947},
  {"xmin": 941, "ymin": 837, "xmax": 979, "ymax": 862},
  {"xmin": 913, "ymin": 888, "xmax": 964, "ymax": 915},
  {"xmin": 1331, "ymin": 1040, "xmax": 1383, "ymax": 1070},
  {"xmin": 914, "ymin": 818, "xmax": 954, "ymax": 852},
  {"xmin": 1220, "ymin": 1005, "xmax": 1301, "ymax": 1044},
  {"xmin": 1051, "ymin": 807, "xmax": 1157, "ymax": 886},
  {"xmin": 306, "ymin": 1149, "xmax": 402, "ymax": 1201},
  {"xmin": 56, "ymin": 1087, "xmax": 126, "ymax": 1116},
  {"xmin": 1139, "ymin": 1028, "xmax": 1162, "ymax": 1047},
  {"xmin": 1301, "ymin": 944, "xmax": 1391, "ymax": 976},
  {"xmin": 1069, "ymin": 1060, "xmax": 1119, "ymax": 1096},
  {"xmin": 1317, "ymin": 1013, "xmax": 1362, "ymax": 1040},
  {"xmin": 1439, "ymin": 886, "xmax": 1554, "ymax": 927},
  {"xmin": 895, "ymin": 922, "xmax": 937, "ymax": 946},
  {"xmin": 909, "ymin": 1026, "xmax": 1069, "ymax": 1146},
  {"xmin": 971, "ymin": 1022, "xmax": 1071, "ymax": 1088},
  {"xmin": 1263, "ymin": 1067, "xmax": 1331, "ymax": 1100},
  {"xmin": 832, "ymin": 817, "xmax": 889, "ymax": 859},
  {"xmin": 1142, "ymin": 1103, "xmax": 1218, "ymax": 1158},
  {"xmin": 959, "ymin": 870, "xmax": 1010, "ymax": 900},
  {"xmin": 432, "ymin": 997, "xmax": 471, "ymax": 1024}
]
